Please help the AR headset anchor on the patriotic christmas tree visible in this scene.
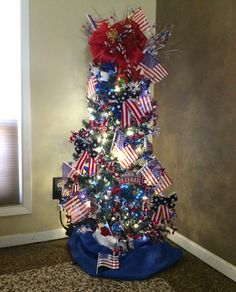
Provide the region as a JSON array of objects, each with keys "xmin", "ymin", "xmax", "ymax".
[{"xmin": 61, "ymin": 8, "xmax": 182, "ymax": 279}]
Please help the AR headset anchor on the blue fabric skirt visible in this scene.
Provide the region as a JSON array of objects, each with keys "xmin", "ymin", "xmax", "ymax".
[{"xmin": 68, "ymin": 229, "xmax": 182, "ymax": 280}]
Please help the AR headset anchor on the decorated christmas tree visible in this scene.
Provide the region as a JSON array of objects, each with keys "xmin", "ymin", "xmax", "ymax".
[{"xmin": 60, "ymin": 8, "xmax": 182, "ymax": 279}]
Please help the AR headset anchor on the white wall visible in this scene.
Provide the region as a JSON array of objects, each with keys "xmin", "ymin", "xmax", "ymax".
[{"xmin": 0, "ymin": 0, "xmax": 156, "ymax": 237}]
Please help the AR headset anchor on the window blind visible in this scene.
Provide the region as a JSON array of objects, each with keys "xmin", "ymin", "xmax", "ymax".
[
  {"xmin": 0, "ymin": 1, "xmax": 21, "ymax": 206},
  {"xmin": 0, "ymin": 121, "xmax": 19, "ymax": 205}
]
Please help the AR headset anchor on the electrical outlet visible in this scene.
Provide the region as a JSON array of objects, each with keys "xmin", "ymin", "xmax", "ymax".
[{"xmin": 52, "ymin": 177, "xmax": 63, "ymax": 200}]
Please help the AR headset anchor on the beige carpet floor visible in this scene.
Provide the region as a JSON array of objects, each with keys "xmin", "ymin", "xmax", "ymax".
[
  {"xmin": 0, "ymin": 262, "xmax": 173, "ymax": 292},
  {"xmin": 0, "ymin": 238, "xmax": 235, "ymax": 291}
]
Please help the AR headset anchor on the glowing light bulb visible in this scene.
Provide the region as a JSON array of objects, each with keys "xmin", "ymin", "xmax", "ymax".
[
  {"xmin": 134, "ymin": 223, "xmax": 139, "ymax": 229},
  {"xmin": 126, "ymin": 129, "xmax": 134, "ymax": 136},
  {"xmin": 95, "ymin": 146, "xmax": 102, "ymax": 153},
  {"xmin": 114, "ymin": 85, "xmax": 120, "ymax": 92},
  {"xmin": 136, "ymin": 146, "xmax": 142, "ymax": 153}
]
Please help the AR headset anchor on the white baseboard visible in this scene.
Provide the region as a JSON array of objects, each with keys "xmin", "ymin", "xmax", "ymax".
[
  {"xmin": 0, "ymin": 228, "xmax": 67, "ymax": 248},
  {"xmin": 168, "ymin": 231, "xmax": 236, "ymax": 282}
]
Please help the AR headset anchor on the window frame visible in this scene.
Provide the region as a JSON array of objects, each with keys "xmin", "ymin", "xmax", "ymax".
[{"xmin": 0, "ymin": 0, "xmax": 32, "ymax": 217}]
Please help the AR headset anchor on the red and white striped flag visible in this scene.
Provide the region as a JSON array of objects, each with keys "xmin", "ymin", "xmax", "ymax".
[
  {"xmin": 111, "ymin": 130, "xmax": 138, "ymax": 169},
  {"xmin": 139, "ymin": 162, "xmax": 172, "ymax": 191},
  {"xmin": 139, "ymin": 163, "xmax": 159, "ymax": 186},
  {"xmin": 62, "ymin": 162, "xmax": 78, "ymax": 179},
  {"xmin": 87, "ymin": 75, "xmax": 97, "ymax": 97},
  {"xmin": 138, "ymin": 95, "xmax": 153, "ymax": 114},
  {"xmin": 96, "ymin": 253, "xmax": 119, "ymax": 273},
  {"xmin": 151, "ymin": 205, "xmax": 170, "ymax": 226},
  {"xmin": 63, "ymin": 195, "xmax": 91, "ymax": 224},
  {"xmin": 139, "ymin": 52, "xmax": 168, "ymax": 83},
  {"xmin": 154, "ymin": 172, "xmax": 173, "ymax": 194},
  {"xmin": 132, "ymin": 8, "xmax": 150, "ymax": 33}
]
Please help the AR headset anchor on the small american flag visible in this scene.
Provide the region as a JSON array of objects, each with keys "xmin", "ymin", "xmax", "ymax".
[
  {"xmin": 111, "ymin": 130, "xmax": 138, "ymax": 169},
  {"xmin": 139, "ymin": 161, "xmax": 172, "ymax": 191},
  {"xmin": 132, "ymin": 8, "xmax": 150, "ymax": 33},
  {"xmin": 62, "ymin": 162, "xmax": 77, "ymax": 179},
  {"xmin": 87, "ymin": 75, "xmax": 97, "ymax": 97},
  {"xmin": 62, "ymin": 195, "xmax": 91, "ymax": 224},
  {"xmin": 154, "ymin": 171, "xmax": 173, "ymax": 194},
  {"xmin": 140, "ymin": 52, "xmax": 168, "ymax": 83},
  {"xmin": 139, "ymin": 163, "xmax": 159, "ymax": 186},
  {"xmin": 96, "ymin": 253, "xmax": 119, "ymax": 273}
]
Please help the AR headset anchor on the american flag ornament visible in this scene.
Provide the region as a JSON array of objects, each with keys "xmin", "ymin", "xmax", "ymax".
[
  {"xmin": 62, "ymin": 162, "xmax": 78, "ymax": 179},
  {"xmin": 111, "ymin": 130, "xmax": 138, "ymax": 169},
  {"xmin": 62, "ymin": 195, "xmax": 91, "ymax": 224},
  {"xmin": 138, "ymin": 159, "xmax": 172, "ymax": 191},
  {"xmin": 96, "ymin": 253, "xmax": 119, "ymax": 273},
  {"xmin": 154, "ymin": 171, "xmax": 173, "ymax": 194},
  {"xmin": 87, "ymin": 75, "xmax": 97, "ymax": 97},
  {"xmin": 132, "ymin": 7, "xmax": 150, "ymax": 33},
  {"xmin": 140, "ymin": 52, "xmax": 168, "ymax": 83},
  {"xmin": 151, "ymin": 205, "xmax": 170, "ymax": 226}
]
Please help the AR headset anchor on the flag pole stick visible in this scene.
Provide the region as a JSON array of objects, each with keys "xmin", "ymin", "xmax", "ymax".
[{"xmin": 96, "ymin": 253, "xmax": 100, "ymax": 274}]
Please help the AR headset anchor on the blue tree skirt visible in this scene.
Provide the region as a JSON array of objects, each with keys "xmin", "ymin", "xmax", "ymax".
[{"xmin": 67, "ymin": 229, "xmax": 182, "ymax": 280}]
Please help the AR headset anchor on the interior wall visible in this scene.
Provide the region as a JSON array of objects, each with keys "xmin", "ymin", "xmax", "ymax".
[
  {"xmin": 156, "ymin": 0, "xmax": 236, "ymax": 265},
  {"xmin": 0, "ymin": 0, "xmax": 156, "ymax": 237}
]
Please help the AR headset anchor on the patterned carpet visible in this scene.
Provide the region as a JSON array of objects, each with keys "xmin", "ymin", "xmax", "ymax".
[
  {"xmin": 0, "ymin": 262, "xmax": 173, "ymax": 292},
  {"xmin": 0, "ymin": 239, "xmax": 235, "ymax": 291}
]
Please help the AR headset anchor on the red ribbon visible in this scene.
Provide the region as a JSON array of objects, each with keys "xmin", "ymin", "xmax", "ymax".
[
  {"xmin": 88, "ymin": 119, "xmax": 107, "ymax": 133},
  {"xmin": 74, "ymin": 151, "xmax": 98, "ymax": 176},
  {"xmin": 141, "ymin": 198, "xmax": 148, "ymax": 213},
  {"xmin": 88, "ymin": 157, "xmax": 98, "ymax": 176},
  {"xmin": 151, "ymin": 205, "xmax": 170, "ymax": 227},
  {"xmin": 71, "ymin": 183, "xmax": 79, "ymax": 194},
  {"xmin": 121, "ymin": 99, "xmax": 144, "ymax": 128},
  {"xmin": 88, "ymin": 19, "xmax": 147, "ymax": 80}
]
